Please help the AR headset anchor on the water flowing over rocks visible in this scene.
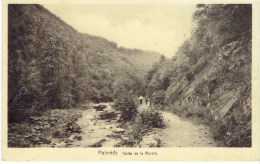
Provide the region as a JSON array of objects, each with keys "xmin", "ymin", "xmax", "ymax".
[
  {"xmin": 64, "ymin": 103, "xmax": 125, "ymax": 147},
  {"xmin": 8, "ymin": 102, "xmax": 217, "ymax": 147}
]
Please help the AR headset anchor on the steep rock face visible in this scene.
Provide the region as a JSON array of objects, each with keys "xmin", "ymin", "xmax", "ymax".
[
  {"xmin": 167, "ymin": 35, "xmax": 251, "ymax": 146},
  {"xmin": 146, "ymin": 4, "xmax": 251, "ymax": 147},
  {"xmin": 8, "ymin": 4, "xmax": 160, "ymax": 120}
]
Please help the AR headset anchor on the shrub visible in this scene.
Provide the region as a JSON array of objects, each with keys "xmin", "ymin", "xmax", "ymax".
[
  {"xmin": 129, "ymin": 115, "xmax": 144, "ymax": 140},
  {"xmin": 126, "ymin": 110, "xmax": 165, "ymax": 145},
  {"xmin": 8, "ymin": 108, "xmax": 37, "ymax": 123},
  {"xmin": 212, "ymin": 115, "xmax": 251, "ymax": 147},
  {"xmin": 194, "ymin": 79, "xmax": 208, "ymax": 97},
  {"xmin": 186, "ymin": 72, "xmax": 194, "ymax": 82},
  {"xmin": 52, "ymin": 129, "xmax": 66, "ymax": 138},
  {"xmin": 139, "ymin": 109, "xmax": 165, "ymax": 129},
  {"xmin": 114, "ymin": 94, "xmax": 137, "ymax": 122}
]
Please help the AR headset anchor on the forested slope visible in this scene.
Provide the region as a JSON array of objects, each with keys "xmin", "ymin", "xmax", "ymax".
[
  {"xmin": 146, "ymin": 4, "xmax": 252, "ymax": 147},
  {"xmin": 8, "ymin": 4, "xmax": 160, "ymax": 122}
]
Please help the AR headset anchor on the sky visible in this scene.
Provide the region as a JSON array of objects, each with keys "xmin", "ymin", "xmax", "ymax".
[{"xmin": 44, "ymin": 4, "xmax": 197, "ymax": 57}]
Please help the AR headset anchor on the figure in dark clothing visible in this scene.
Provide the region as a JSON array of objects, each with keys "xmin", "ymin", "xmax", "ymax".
[{"xmin": 139, "ymin": 96, "xmax": 144, "ymax": 105}]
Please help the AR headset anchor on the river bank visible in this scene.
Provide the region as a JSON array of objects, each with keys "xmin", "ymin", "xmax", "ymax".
[{"xmin": 8, "ymin": 109, "xmax": 82, "ymax": 147}]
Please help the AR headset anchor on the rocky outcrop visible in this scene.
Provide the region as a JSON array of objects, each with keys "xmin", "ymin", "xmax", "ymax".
[{"xmin": 167, "ymin": 35, "xmax": 251, "ymax": 147}]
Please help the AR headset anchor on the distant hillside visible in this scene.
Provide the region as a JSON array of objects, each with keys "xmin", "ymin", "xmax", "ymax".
[
  {"xmin": 146, "ymin": 4, "xmax": 251, "ymax": 147},
  {"xmin": 8, "ymin": 4, "xmax": 160, "ymax": 121}
]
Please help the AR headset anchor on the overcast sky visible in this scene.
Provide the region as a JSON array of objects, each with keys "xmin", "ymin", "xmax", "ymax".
[{"xmin": 44, "ymin": 4, "xmax": 196, "ymax": 57}]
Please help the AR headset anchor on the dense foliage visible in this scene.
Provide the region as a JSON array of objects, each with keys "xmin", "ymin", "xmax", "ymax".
[{"xmin": 8, "ymin": 5, "xmax": 160, "ymax": 122}]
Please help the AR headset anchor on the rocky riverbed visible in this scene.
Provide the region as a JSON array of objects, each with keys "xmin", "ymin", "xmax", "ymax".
[
  {"xmin": 8, "ymin": 103, "xmax": 216, "ymax": 148},
  {"xmin": 8, "ymin": 109, "xmax": 82, "ymax": 147},
  {"xmin": 64, "ymin": 103, "xmax": 126, "ymax": 147}
]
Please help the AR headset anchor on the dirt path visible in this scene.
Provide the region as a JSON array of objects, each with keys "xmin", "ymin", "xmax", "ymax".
[
  {"xmin": 137, "ymin": 104, "xmax": 216, "ymax": 147},
  {"xmin": 159, "ymin": 111, "xmax": 216, "ymax": 147}
]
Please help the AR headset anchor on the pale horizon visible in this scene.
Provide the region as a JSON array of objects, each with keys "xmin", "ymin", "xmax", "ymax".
[{"xmin": 44, "ymin": 4, "xmax": 197, "ymax": 57}]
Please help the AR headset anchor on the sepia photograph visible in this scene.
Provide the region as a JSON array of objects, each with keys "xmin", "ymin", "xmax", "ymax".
[
  {"xmin": 6, "ymin": 3, "xmax": 253, "ymax": 148},
  {"xmin": 2, "ymin": 0, "xmax": 260, "ymax": 161}
]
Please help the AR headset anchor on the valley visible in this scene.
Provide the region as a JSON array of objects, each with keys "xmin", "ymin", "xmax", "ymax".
[{"xmin": 7, "ymin": 4, "xmax": 252, "ymax": 148}]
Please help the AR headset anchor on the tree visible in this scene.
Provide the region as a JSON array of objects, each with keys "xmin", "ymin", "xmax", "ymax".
[{"xmin": 159, "ymin": 55, "xmax": 166, "ymax": 64}]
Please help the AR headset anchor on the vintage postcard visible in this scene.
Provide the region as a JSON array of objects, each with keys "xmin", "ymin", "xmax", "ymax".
[{"xmin": 1, "ymin": 0, "xmax": 260, "ymax": 161}]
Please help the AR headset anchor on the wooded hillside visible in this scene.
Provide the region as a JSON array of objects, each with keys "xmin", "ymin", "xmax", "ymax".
[{"xmin": 8, "ymin": 4, "xmax": 160, "ymax": 122}]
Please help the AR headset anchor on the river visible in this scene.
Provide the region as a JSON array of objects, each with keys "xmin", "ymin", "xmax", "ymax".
[{"xmin": 62, "ymin": 103, "xmax": 216, "ymax": 147}]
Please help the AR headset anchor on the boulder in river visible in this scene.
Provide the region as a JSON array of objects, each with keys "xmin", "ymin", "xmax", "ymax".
[
  {"xmin": 89, "ymin": 139, "xmax": 106, "ymax": 147},
  {"xmin": 94, "ymin": 104, "xmax": 107, "ymax": 111},
  {"xmin": 99, "ymin": 111, "xmax": 117, "ymax": 120},
  {"xmin": 74, "ymin": 135, "xmax": 82, "ymax": 141},
  {"xmin": 66, "ymin": 122, "xmax": 81, "ymax": 133},
  {"xmin": 113, "ymin": 128, "xmax": 125, "ymax": 134}
]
